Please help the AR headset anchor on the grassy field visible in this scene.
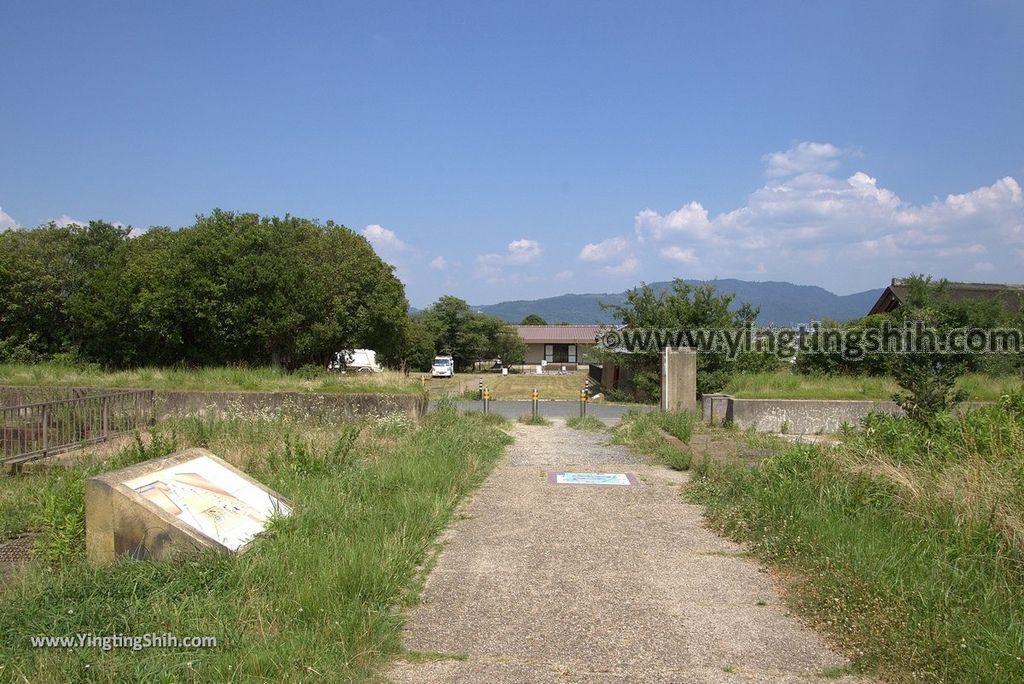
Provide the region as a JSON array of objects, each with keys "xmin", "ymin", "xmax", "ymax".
[
  {"xmin": 0, "ymin": 362, "xmax": 425, "ymax": 395},
  {"xmin": 689, "ymin": 395, "xmax": 1024, "ymax": 682},
  {"xmin": 0, "ymin": 401, "xmax": 511, "ymax": 681},
  {"xmin": 724, "ymin": 370, "xmax": 1024, "ymax": 400},
  {"xmin": 426, "ymin": 371, "xmax": 592, "ymax": 401}
]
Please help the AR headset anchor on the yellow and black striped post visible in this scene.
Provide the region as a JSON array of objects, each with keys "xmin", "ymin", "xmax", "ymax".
[
  {"xmin": 531, "ymin": 388, "xmax": 539, "ymax": 418},
  {"xmin": 478, "ymin": 379, "xmax": 484, "ymax": 400}
]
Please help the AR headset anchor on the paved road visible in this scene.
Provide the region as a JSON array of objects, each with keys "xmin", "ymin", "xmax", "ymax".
[
  {"xmin": 451, "ymin": 399, "xmax": 656, "ymax": 424},
  {"xmin": 388, "ymin": 420, "xmax": 870, "ymax": 684}
]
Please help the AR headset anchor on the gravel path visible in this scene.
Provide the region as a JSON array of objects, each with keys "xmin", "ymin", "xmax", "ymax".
[{"xmin": 388, "ymin": 421, "xmax": 870, "ymax": 683}]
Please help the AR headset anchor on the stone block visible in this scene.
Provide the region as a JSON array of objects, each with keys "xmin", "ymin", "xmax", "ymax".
[{"xmin": 85, "ymin": 447, "xmax": 290, "ymax": 565}]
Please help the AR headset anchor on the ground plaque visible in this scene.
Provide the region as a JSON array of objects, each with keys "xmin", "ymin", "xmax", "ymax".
[
  {"xmin": 85, "ymin": 447, "xmax": 291, "ymax": 565},
  {"xmin": 548, "ymin": 472, "xmax": 638, "ymax": 486}
]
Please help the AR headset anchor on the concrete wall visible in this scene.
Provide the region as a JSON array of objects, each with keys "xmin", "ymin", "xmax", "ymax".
[
  {"xmin": 0, "ymin": 386, "xmax": 103, "ymax": 407},
  {"xmin": 704, "ymin": 395, "xmax": 999, "ymax": 434},
  {"xmin": 1, "ymin": 385, "xmax": 428, "ymax": 421},
  {"xmin": 728, "ymin": 397, "xmax": 901, "ymax": 434},
  {"xmin": 153, "ymin": 389, "xmax": 428, "ymax": 422}
]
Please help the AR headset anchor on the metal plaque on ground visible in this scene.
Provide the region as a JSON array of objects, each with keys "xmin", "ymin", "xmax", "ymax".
[{"xmin": 548, "ymin": 472, "xmax": 638, "ymax": 486}]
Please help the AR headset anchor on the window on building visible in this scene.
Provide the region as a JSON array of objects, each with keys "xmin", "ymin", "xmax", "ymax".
[{"xmin": 543, "ymin": 344, "xmax": 577, "ymax": 363}]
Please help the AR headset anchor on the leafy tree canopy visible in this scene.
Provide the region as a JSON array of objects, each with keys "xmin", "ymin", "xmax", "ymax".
[{"xmin": 0, "ymin": 211, "xmax": 409, "ymax": 369}]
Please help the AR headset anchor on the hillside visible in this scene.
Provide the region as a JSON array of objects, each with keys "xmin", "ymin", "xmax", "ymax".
[{"xmin": 474, "ymin": 279, "xmax": 883, "ymax": 325}]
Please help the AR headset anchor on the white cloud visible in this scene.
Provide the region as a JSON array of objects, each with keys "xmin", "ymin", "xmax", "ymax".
[
  {"xmin": 506, "ymin": 238, "xmax": 542, "ymax": 263},
  {"xmin": 0, "ymin": 206, "xmax": 17, "ymax": 231},
  {"xmin": 634, "ymin": 202, "xmax": 711, "ymax": 242},
  {"xmin": 51, "ymin": 214, "xmax": 87, "ymax": 228},
  {"xmin": 361, "ymin": 224, "xmax": 409, "ymax": 252},
  {"xmin": 762, "ymin": 141, "xmax": 843, "ymax": 178},
  {"xmin": 554, "ymin": 270, "xmax": 574, "ymax": 281},
  {"xmin": 605, "ymin": 142, "xmax": 1024, "ymax": 290},
  {"xmin": 603, "ymin": 256, "xmax": 639, "ymax": 275},
  {"xmin": 473, "ymin": 238, "xmax": 543, "ymax": 282},
  {"xmin": 579, "ymin": 237, "xmax": 629, "ymax": 262},
  {"xmin": 429, "ymin": 256, "xmax": 448, "ymax": 270},
  {"xmin": 660, "ymin": 245, "xmax": 698, "ymax": 264}
]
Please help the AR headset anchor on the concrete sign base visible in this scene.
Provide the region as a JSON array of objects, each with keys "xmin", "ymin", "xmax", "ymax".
[{"xmin": 85, "ymin": 447, "xmax": 291, "ymax": 565}]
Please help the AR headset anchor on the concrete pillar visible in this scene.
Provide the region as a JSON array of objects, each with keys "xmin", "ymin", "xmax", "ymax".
[
  {"xmin": 701, "ymin": 393, "xmax": 734, "ymax": 426},
  {"xmin": 661, "ymin": 348, "xmax": 697, "ymax": 413}
]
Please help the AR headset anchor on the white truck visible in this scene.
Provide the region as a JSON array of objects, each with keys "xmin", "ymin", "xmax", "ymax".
[
  {"xmin": 430, "ymin": 355, "xmax": 455, "ymax": 378},
  {"xmin": 329, "ymin": 349, "xmax": 383, "ymax": 374}
]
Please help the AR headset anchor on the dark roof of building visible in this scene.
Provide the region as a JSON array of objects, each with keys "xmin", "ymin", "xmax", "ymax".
[
  {"xmin": 868, "ymin": 278, "xmax": 1024, "ymax": 315},
  {"xmin": 514, "ymin": 325, "xmax": 607, "ymax": 344}
]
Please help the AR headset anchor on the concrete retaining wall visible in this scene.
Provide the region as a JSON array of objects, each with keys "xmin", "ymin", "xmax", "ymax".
[
  {"xmin": 703, "ymin": 394, "xmax": 994, "ymax": 434},
  {"xmin": 1, "ymin": 385, "xmax": 428, "ymax": 421},
  {"xmin": 0, "ymin": 386, "xmax": 104, "ymax": 407},
  {"xmin": 728, "ymin": 398, "xmax": 901, "ymax": 434},
  {"xmin": 153, "ymin": 389, "xmax": 428, "ymax": 421}
]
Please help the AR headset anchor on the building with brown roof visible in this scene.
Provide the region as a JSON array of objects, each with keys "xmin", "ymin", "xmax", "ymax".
[
  {"xmin": 514, "ymin": 325, "xmax": 608, "ymax": 369},
  {"xmin": 868, "ymin": 278, "xmax": 1024, "ymax": 316}
]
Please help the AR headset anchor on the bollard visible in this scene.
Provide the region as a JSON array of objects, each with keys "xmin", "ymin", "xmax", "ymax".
[
  {"xmin": 483, "ymin": 387, "xmax": 490, "ymax": 414},
  {"xmin": 532, "ymin": 388, "xmax": 539, "ymax": 418},
  {"xmin": 579, "ymin": 389, "xmax": 588, "ymax": 418},
  {"xmin": 478, "ymin": 379, "xmax": 484, "ymax": 400}
]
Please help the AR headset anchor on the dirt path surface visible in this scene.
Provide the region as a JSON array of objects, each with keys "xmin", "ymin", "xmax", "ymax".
[{"xmin": 388, "ymin": 421, "xmax": 869, "ymax": 684}]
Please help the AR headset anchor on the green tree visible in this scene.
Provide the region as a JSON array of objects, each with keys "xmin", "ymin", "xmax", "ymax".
[
  {"xmin": 520, "ymin": 314, "xmax": 547, "ymax": 325},
  {"xmin": 419, "ymin": 296, "xmax": 526, "ymax": 370},
  {"xmin": 600, "ymin": 279, "xmax": 777, "ymax": 401},
  {"xmin": 386, "ymin": 320, "xmax": 437, "ymax": 372},
  {"xmin": 889, "ymin": 275, "xmax": 971, "ymax": 424},
  {"xmin": 1, "ymin": 210, "xmax": 411, "ymax": 369}
]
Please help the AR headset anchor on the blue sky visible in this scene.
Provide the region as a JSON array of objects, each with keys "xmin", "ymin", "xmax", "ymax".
[{"xmin": 2, "ymin": 1, "xmax": 1022, "ymax": 308}]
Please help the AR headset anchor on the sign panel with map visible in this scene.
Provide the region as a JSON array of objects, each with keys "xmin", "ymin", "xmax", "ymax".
[{"xmin": 123, "ymin": 455, "xmax": 291, "ymax": 551}]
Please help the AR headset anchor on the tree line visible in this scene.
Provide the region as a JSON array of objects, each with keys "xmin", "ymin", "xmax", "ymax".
[{"xmin": 0, "ymin": 211, "xmax": 523, "ymax": 372}]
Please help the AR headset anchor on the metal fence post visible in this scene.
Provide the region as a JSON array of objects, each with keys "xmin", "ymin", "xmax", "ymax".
[
  {"xmin": 102, "ymin": 396, "xmax": 110, "ymax": 439},
  {"xmin": 41, "ymin": 406, "xmax": 49, "ymax": 456}
]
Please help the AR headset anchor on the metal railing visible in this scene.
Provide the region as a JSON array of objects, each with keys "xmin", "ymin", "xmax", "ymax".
[{"xmin": 1, "ymin": 390, "xmax": 155, "ymax": 466}]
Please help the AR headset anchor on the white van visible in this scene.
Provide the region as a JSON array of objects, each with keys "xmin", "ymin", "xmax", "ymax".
[
  {"xmin": 431, "ymin": 355, "xmax": 455, "ymax": 378},
  {"xmin": 329, "ymin": 349, "xmax": 383, "ymax": 374}
]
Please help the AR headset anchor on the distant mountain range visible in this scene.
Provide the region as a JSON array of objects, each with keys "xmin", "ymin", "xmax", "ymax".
[{"xmin": 474, "ymin": 279, "xmax": 884, "ymax": 326}]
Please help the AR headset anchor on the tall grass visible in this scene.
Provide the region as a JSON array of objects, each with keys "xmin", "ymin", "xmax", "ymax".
[
  {"xmin": 0, "ymin": 407, "xmax": 510, "ymax": 681},
  {"xmin": 723, "ymin": 370, "xmax": 1023, "ymax": 401},
  {"xmin": 613, "ymin": 410, "xmax": 694, "ymax": 470},
  {"xmin": 565, "ymin": 415, "xmax": 606, "ymax": 431},
  {"xmin": 0, "ymin": 362, "xmax": 425, "ymax": 395},
  {"xmin": 689, "ymin": 393, "xmax": 1024, "ymax": 682}
]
